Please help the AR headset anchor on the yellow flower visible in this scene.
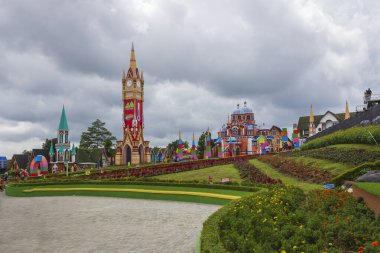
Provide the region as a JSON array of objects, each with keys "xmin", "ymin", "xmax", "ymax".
[
  {"xmin": 257, "ymin": 209, "xmax": 262, "ymax": 214},
  {"xmin": 329, "ymin": 242, "xmax": 333, "ymax": 246},
  {"xmin": 262, "ymin": 218, "xmax": 267, "ymax": 223},
  {"xmin": 281, "ymin": 250, "xmax": 286, "ymax": 253},
  {"xmin": 293, "ymin": 245, "xmax": 297, "ymax": 249}
]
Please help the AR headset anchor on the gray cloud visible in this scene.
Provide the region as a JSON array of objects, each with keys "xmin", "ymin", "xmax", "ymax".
[{"xmin": 1, "ymin": 0, "xmax": 379, "ymax": 157}]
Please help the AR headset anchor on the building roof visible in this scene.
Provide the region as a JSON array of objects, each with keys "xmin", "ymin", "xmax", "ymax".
[
  {"xmin": 298, "ymin": 112, "xmax": 356, "ymax": 131},
  {"xmin": 58, "ymin": 105, "xmax": 69, "ymax": 131},
  {"xmin": 13, "ymin": 154, "xmax": 29, "ymax": 169}
]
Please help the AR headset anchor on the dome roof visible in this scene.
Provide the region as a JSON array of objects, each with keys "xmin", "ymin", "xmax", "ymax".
[
  {"xmin": 242, "ymin": 101, "xmax": 253, "ymax": 113},
  {"xmin": 232, "ymin": 102, "xmax": 253, "ymax": 114},
  {"xmin": 232, "ymin": 108, "xmax": 244, "ymax": 114}
]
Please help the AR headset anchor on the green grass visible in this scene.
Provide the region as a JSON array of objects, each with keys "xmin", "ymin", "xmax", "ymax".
[
  {"xmin": 329, "ymin": 144, "xmax": 380, "ymax": 152},
  {"xmin": 6, "ymin": 183, "xmax": 254, "ymax": 205},
  {"xmin": 285, "ymin": 156, "xmax": 350, "ymax": 176},
  {"xmin": 151, "ymin": 164, "xmax": 242, "ymax": 183},
  {"xmin": 354, "ymin": 182, "xmax": 380, "ymax": 197},
  {"xmin": 250, "ymin": 159, "xmax": 322, "ymax": 192}
]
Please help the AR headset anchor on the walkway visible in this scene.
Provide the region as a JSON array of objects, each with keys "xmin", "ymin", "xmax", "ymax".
[{"xmin": 0, "ymin": 194, "xmax": 220, "ymax": 253}]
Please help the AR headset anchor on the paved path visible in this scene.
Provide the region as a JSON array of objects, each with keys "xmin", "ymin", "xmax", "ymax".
[{"xmin": 0, "ymin": 194, "xmax": 220, "ymax": 253}]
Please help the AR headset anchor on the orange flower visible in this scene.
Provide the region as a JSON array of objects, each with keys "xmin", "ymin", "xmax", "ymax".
[
  {"xmin": 372, "ymin": 240, "xmax": 379, "ymax": 247},
  {"xmin": 358, "ymin": 246, "xmax": 365, "ymax": 251}
]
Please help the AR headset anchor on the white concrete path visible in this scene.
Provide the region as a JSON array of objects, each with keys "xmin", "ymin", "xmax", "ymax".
[{"xmin": 0, "ymin": 194, "xmax": 220, "ymax": 253}]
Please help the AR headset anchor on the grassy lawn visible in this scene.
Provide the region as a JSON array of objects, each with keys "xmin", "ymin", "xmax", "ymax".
[
  {"xmin": 151, "ymin": 164, "xmax": 242, "ymax": 184},
  {"xmin": 250, "ymin": 159, "xmax": 322, "ymax": 192},
  {"xmin": 354, "ymin": 182, "xmax": 380, "ymax": 197},
  {"xmin": 6, "ymin": 184, "xmax": 254, "ymax": 205},
  {"xmin": 286, "ymin": 156, "xmax": 350, "ymax": 176},
  {"xmin": 329, "ymin": 144, "xmax": 380, "ymax": 152}
]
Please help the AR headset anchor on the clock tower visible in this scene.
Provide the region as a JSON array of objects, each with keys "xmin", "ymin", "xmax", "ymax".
[{"xmin": 115, "ymin": 44, "xmax": 151, "ymax": 165}]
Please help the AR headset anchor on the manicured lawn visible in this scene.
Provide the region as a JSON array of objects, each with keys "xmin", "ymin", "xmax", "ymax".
[
  {"xmin": 330, "ymin": 144, "xmax": 380, "ymax": 152},
  {"xmin": 6, "ymin": 184, "xmax": 254, "ymax": 205},
  {"xmin": 250, "ymin": 159, "xmax": 322, "ymax": 192},
  {"xmin": 354, "ymin": 182, "xmax": 380, "ymax": 197},
  {"xmin": 286, "ymin": 156, "xmax": 350, "ymax": 176},
  {"xmin": 151, "ymin": 164, "xmax": 242, "ymax": 183}
]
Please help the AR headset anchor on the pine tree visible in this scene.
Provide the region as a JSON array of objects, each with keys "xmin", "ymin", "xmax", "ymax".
[{"xmin": 79, "ymin": 119, "xmax": 116, "ymax": 150}]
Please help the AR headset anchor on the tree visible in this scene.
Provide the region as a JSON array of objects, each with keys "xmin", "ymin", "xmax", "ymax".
[
  {"xmin": 42, "ymin": 138, "xmax": 51, "ymax": 150},
  {"xmin": 79, "ymin": 119, "xmax": 116, "ymax": 151}
]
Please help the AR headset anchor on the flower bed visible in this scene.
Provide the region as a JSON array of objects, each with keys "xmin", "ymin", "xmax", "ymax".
[
  {"xmin": 258, "ymin": 155, "xmax": 332, "ymax": 184},
  {"xmin": 282, "ymin": 146, "xmax": 380, "ymax": 167},
  {"xmin": 84, "ymin": 156, "xmax": 255, "ymax": 180},
  {"xmin": 234, "ymin": 160, "xmax": 282, "ymax": 185},
  {"xmin": 204, "ymin": 186, "xmax": 380, "ymax": 252}
]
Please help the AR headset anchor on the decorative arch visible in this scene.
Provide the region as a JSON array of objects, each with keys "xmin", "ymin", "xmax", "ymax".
[
  {"xmin": 29, "ymin": 155, "xmax": 49, "ymax": 177},
  {"xmin": 124, "ymin": 144, "xmax": 132, "ymax": 165}
]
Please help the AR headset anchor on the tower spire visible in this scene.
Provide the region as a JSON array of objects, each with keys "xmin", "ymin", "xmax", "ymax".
[
  {"xmin": 58, "ymin": 105, "xmax": 69, "ymax": 131},
  {"xmin": 345, "ymin": 100, "xmax": 350, "ymax": 120},
  {"xmin": 130, "ymin": 42, "xmax": 137, "ymax": 72}
]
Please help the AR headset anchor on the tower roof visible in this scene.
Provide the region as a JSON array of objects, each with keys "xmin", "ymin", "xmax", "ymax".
[
  {"xmin": 129, "ymin": 42, "xmax": 137, "ymax": 72},
  {"xmin": 58, "ymin": 105, "xmax": 69, "ymax": 131}
]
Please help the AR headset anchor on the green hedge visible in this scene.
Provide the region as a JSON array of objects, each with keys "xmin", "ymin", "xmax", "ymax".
[
  {"xmin": 331, "ymin": 160, "xmax": 380, "ymax": 186},
  {"xmin": 9, "ymin": 180, "xmax": 261, "ymax": 192},
  {"xmin": 302, "ymin": 125, "xmax": 380, "ymax": 150},
  {"xmin": 200, "ymin": 199, "xmax": 239, "ymax": 253},
  {"xmin": 283, "ymin": 146, "xmax": 380, "ymax": 166}
]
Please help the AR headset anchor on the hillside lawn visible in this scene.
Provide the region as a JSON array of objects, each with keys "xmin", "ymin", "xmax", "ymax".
[
  {"xmin": 354, "ymin": 182, "xmax": 380, "ymax": 197},
  {"xmin": 151, "ymin": 164, "xmax": 242, "ymax": 184},
  {"xmin": 285, "ymin": 156, "xmax": 350, "ymax": 176},
  {"xmin": 250, "ymin": 159, "xmax": 322, "ymax": 192},
  {"xmin": 6, "ymin": 184, "xmax": 253, "ymax": 205},
  {"xmin": 329, "ymin": 144, "xmax": 380, "ymax": 152}
]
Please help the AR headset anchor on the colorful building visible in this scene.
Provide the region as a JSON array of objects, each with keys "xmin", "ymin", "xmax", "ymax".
[
  {"xmin": 218, "ymin": 102, "xmax": 258, "ymax": 156},
  {"xmin": 115, "ymin": 44, "xmax": 151, "ymax": 165}
]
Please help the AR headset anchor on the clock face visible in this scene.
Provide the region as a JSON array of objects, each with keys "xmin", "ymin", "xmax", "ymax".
[
  {"xmin": 136, "ymin": 80, "xmax": 141, "ymax": 87},
  {"xmin": 127, "ymin": 80, "xmax": 132, "ymax": 87}
]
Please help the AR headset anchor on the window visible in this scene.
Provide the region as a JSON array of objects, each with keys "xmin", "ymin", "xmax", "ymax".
[
  {"xmin": 59, "ymin": 134, "xmax": 63, "ymax": 143},
  {"xmin": 304, "ymin": 130, "xmax": 309, "ymax": 135},
  {"xmin": 232, "ymin": 128, "xmax": 238, "ymax": 135},
  {"xmin": 272, "ymin": 130, "xmax": 276, "ymax": 136},
  {"xmin": 65, "ymin": 134, "xmax": 68, "ymax": 143},
  {"xmin": 247, "ymin": 115, "xmax": 250, "ymax": 120},
  {"xmin": 238, "ymin": 116, "xmax": 241, "ymax": 120}
]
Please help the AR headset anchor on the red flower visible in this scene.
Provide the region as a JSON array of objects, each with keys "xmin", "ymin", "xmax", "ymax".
[
  {"xmin": 363, "ymin": 238, "xmax": 366, "ymax": 241},
  {"xmin": 358, "ymin": 246, "xmax": 365, "ymax": 251},
  {"xmin": 372, "ymin": 240, "xmax": 379, "ymax": 247}
]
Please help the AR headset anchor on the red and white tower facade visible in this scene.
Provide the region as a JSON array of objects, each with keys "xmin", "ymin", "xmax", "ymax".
[{"xmin": 115, "ymin": 44, "xmax": 150, "ymax": 165}]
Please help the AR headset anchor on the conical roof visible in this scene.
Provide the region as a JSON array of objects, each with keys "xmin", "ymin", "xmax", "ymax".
[{"xmin": 58, "ymin": 105, "xmax": 69, "ymax": 131}]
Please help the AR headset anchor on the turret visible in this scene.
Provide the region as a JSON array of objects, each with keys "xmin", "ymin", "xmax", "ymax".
[{"xmin": 309, "ymin": 104, "xmax": 316, "ymax": 136}]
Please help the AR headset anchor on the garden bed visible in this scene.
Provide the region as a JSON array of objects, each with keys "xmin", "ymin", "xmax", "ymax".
[{"xmin": 201, "ymin": 186, "xmax": 380, "ymax": 252}]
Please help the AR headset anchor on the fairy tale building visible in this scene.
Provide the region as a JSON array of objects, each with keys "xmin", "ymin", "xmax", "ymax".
[
  {"xmin": 218, "ymin": 102, "xmax": 258, "ymax": 155},
  {"xmin": 115, "ymin": 44, "xmax": 151, "ymax": 165}
]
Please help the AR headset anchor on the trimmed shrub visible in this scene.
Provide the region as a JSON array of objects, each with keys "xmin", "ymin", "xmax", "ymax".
[
  {"xmin": 302, "ymin": 126, "xmax": 380, "ymax": 150},
  {"xmin": 9, "ymin": 180, "xmax": 261, "ymax": 192},
  {"xmin": 209, "ymin": 186, "xmax": 380, "ymax": 252},
  {"xmin": 282, "ymin": 147, "xmax": 380, "ymax": 167},
  {"xmin": 332, "ymin": 160, "xmax": 380, "ymax": 186}
]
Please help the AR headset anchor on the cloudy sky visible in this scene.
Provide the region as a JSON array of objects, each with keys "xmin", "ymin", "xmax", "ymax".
[{"xmin": 1, "ymin": 0, "xmax": 380, "ymax": 158}]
